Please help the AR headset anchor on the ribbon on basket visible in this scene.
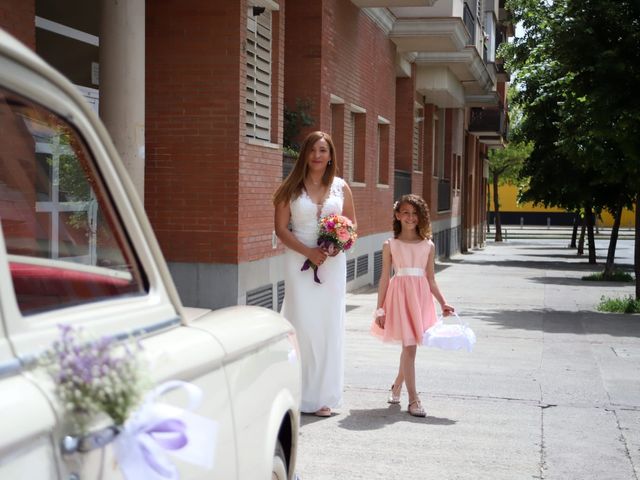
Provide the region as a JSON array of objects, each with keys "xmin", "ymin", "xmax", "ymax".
[
  {"xmin": 422, "ymin": 312, "xmax": 476, "ymax": 352},
  {"xmin": 114, "ymin": 380, "xmax": 218, "ymax": 480}
]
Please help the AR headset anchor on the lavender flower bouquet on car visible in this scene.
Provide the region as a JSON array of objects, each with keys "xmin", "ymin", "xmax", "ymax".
[
  {"xmin": 42, "ymin": 324, "xmax": 146, "ymax": 433},
  {"xmin": 41, "ymin": 325, "xmax": 218, "ymax": 479}
]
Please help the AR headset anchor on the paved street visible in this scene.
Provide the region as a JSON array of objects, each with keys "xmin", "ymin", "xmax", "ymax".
[{"xmin": 295, "ymin": 233, "xmax": 640, "ymax": 480}]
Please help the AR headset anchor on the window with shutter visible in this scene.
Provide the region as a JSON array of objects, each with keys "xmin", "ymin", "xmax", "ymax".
[
  {"xmin": 246, "ymin": 9, "xmax": 272, "ymax": 141},
  {"xmin": 412, "ymin": 110, "xmax": 423, "ymax": 173}
]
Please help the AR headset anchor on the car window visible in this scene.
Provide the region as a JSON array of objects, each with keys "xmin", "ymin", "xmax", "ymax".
[{"xmin": 0, "ymin": 87, "xmax": 147, "ymax": 315}]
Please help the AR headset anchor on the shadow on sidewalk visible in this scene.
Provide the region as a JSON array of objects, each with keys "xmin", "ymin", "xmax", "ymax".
[
  {"xmin": 441, "ymin": 258, "xmax": 624, "ymax": 271},
  {"xmin": 528, "ymin": 275, "xmax": 635, "ymax": 287},
  {"xmin": 333, "ymin": 405, "xmax": 457, "ymax": 431},
  {"xmin": 467, "ymin": 309, "xmax": 640, "ymax": 338}
]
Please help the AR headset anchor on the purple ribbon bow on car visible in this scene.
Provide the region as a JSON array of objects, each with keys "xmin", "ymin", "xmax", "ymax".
[{"xmin": 115, "ymin": 380, "xmax": 218, "ymax": 480}]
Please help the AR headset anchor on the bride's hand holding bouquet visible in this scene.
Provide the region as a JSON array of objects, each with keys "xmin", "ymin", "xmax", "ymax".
[{"xmin": 301, "ymin": 214, "xmax": 357, "ymax": 283}]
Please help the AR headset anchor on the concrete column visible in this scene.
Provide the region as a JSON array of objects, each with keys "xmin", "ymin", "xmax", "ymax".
[{"xmin": 99, "ymin": 0, "xmax": 145, "ymax": 200}]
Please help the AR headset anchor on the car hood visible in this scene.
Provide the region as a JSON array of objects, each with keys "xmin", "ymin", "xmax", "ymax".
[{"xmin": 184, "ymin": 305, "xmax": 295, "ymax": 357}]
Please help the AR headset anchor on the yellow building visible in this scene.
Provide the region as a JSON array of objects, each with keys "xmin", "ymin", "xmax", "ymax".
[{"xmin": 489, "ymin": 184, "xmax": 636, "ymax": 228}]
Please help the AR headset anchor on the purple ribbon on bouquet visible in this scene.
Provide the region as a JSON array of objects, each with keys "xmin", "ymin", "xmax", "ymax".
[
  {"xmin": 301, "ymin": 239, "xmax": 339, "ymax": 284},
  {"xmin": 301, "ymin": 259, "xmax": 321, "ymax": 284},
  {"xmin": 115, "ymin": 380, "xmax": 218, "ymax": 480}
]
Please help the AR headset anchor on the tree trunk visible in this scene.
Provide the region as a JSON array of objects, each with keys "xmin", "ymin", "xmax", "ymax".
[
  {"xmin": 586, "ymin": 204, "xmax": 597, "ymax": 265},
  {"xmin": 577, "ymin": 215, "xmax": 586, "ymax": 256},
  {"xmin": 493, "ymin": 175, "xmax": 503, "ymax": 242},
  {"xmin": 603, "ymin": 204, "xmax": 622, "ymax": 278},
  {"xmin": 487, "ymin": 183, "xmax": 491, "ymax": 233},
  {"xmin": 635, "ymin": 195, "xmax": 639, "ymax": 300},
  {"xmin": 570, "ymin": 211, "xmax": 579, "ymax": 249}
]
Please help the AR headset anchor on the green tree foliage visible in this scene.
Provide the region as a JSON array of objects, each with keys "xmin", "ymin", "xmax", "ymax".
[
  {"xmin": 283, "ymin": 98, "xmax": 313, "ymax": 156},
  {"xmin": 502, "ymin": 0, "xmax": 640, "ymax": 286}
]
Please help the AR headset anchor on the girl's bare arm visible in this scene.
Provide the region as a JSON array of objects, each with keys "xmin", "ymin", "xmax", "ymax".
[{"xmin": 425, "ymin": 240, "xmax": 454, "ymax": 315}]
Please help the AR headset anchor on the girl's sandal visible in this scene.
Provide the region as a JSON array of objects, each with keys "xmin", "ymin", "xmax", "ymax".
[
  {"xmin": 387, "ymin": 385, "xmax": 401, "ymax": 404},
  {"xmin": 408, "ymin": 400, "xmax": 426, "ymax": 417}
]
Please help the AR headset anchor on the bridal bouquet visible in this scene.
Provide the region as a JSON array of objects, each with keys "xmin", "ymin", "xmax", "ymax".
[{"xmin": 301, "ymin": 214, "xmax": 357, "ymax": 284}]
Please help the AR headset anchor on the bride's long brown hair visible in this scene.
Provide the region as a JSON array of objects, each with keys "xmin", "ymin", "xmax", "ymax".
[{"xmin": 272, "ymin": 131, "xmax": 338, "ymax": 206}]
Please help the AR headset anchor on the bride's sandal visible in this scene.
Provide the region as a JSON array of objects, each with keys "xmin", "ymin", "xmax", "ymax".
[
  {"xmin": 314, "ymin": 406, "xmax": 332, "ymax": 417},
  {"xmin": 387, "ymin": 385, "xmax": 401, "ymax": 404},
  {"xmin": 408, "ymin": 399, "xmax": 426, "ymax": 417}
]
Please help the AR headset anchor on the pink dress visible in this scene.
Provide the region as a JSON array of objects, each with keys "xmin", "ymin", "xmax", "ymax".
[{"xmin": 371, "ymin": 238, "xmax": 438, "ymax": 346}]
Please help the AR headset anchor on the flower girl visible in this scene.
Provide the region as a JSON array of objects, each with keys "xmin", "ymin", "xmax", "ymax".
[{"xmin": 371, "ymin": 194, "xmax": 454, "ymax": 417}]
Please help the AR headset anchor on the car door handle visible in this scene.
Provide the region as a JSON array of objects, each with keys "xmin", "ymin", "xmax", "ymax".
[{"xmin": 61, "ymin": 425, "xmax": 120, "ymax": 454}]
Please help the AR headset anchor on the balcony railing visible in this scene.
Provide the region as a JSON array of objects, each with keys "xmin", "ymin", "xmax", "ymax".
[
  {"xmin": 468, "ymin": 108, "xmax": 507, "ymax": 137},
  {"xmin": 437, "ymin": 179, "xmax": 451, "ymax": 212}
]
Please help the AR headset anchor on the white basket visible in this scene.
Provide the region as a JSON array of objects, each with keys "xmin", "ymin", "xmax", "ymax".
[{"xmin": 422, "ymin": 313, "xmax": 476, "ymax": 352}]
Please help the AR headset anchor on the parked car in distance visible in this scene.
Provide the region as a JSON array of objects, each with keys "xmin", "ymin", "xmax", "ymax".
[{"xmin": 0, "ymin": 28, "xmax": 300, "ymax": 480}]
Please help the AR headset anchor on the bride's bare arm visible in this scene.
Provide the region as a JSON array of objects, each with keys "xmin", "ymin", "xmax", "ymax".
[{"xmin": 275, "ymin": 200, "xmax": 327, "ymax": 266}]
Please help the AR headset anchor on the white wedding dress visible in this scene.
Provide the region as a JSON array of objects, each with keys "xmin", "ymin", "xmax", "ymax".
[{"xmin": 281, "ymin": 177, "xmax": 347, "ymax": 413}]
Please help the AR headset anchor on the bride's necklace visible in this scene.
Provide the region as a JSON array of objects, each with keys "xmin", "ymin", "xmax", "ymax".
[
  {"xmin": 304, "ymin": 178, "xmax": 326, "ymax": 206},
  {"xmin": 305, "ymin": 177, "xmax": 323, "ymax": 189}
]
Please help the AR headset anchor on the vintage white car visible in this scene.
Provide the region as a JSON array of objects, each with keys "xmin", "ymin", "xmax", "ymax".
[{"xmin": 0, "ymin": 28, "xmax": 300, "ymax": 480}]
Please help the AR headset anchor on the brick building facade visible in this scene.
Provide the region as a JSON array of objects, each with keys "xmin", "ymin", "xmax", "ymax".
[{"xmin": 0, "ymin": 0, "xmax": 511, "ymax": 310}]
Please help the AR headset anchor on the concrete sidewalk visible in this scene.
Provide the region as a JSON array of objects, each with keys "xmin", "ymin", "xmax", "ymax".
[{"xmin": 295, "ymin": 238, "xmax": 640, "ymax": 480}]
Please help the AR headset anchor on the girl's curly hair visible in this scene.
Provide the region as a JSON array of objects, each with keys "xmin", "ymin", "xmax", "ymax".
[{"xmin": 392, "ymin": 194, "xmax": 432, "ymax": 239}]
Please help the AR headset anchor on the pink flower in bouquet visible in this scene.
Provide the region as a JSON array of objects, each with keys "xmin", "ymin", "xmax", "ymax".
[
  {"xmin": 301, "ymin": 214, "xmax": 357, "ymax": 283},
  {"xmin": 336, "ymin": 227, "xmax": 350, "ymax": 242}
]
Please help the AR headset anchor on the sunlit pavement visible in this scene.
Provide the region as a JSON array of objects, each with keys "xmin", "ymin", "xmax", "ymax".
[{"xmin": 295, "ymin": 233, "xmax": 639, "ymax": 480}]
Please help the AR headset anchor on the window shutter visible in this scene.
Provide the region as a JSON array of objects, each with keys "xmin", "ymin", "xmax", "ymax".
[
  {"xmin": 412, "ymin": 119, "xmax": 421, "ymax": 172},
  {"xmin": 246, "ymin": 11, "xmax": 272, "ymax": 141}
]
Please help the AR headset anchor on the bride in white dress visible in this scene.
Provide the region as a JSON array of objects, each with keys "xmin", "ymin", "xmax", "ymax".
[{"xmin": 273, "ymin": 131, "xmax": 357, "ymax": 417}]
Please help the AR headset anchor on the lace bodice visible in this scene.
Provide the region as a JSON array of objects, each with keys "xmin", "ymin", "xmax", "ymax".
[{"xmin": 290, "ymin": 177, "xmax": 345, "ymax": 246}]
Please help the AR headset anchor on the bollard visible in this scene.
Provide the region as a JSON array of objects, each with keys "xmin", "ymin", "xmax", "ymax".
[
  {"xmin": 520, "ymin": 217, "xmax": 524, "ymax": 229},
  {"xmin": 547, "ymin": 217, "xmax": 551, "ymax": 229}
]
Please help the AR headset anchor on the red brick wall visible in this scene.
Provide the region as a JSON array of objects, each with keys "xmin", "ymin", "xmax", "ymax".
[
  {"xmin": 284, "ymin": 0, "xmax": 323, "ymax": 140},
  {"xmin": 0, "ymin": 0, "xmax": 35, "ymax": 49},
  {"xmin": 146, "ymin": 1, "xmax": 242, "ymax": 263},
  {"xmin": 321, "ymin": 0, "xmax": 397, "ymax": 236},
  {"xmin": 284, "ymin": 0, "xmax": 397, "ymax": 236},
  {"xmin": 395, "ymin": 76, "xmax": 414, "ymax": 172}
]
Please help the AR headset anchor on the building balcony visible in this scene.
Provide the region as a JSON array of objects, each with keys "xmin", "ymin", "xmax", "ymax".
[
  {"xmin": 387, "ymin": 1, "xmax": 478, "ymax": 53},
  {"xmin": 415, "ymin": 47, "xmax": 496, "ymax": 108},
  {"xmin": 468, "ymin": 107, "xmax": 508, "ymax": 146},
  {"xmin": 364, "ymin": 0, "xmax": 500, "ymax": 103},
  {"xmin": 351, "ymin": 0, "xmax": 437, "ymax": 6},
  {"xmin": 389, "ymin": 17, "xmax": 469, "ymax": 53}
]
